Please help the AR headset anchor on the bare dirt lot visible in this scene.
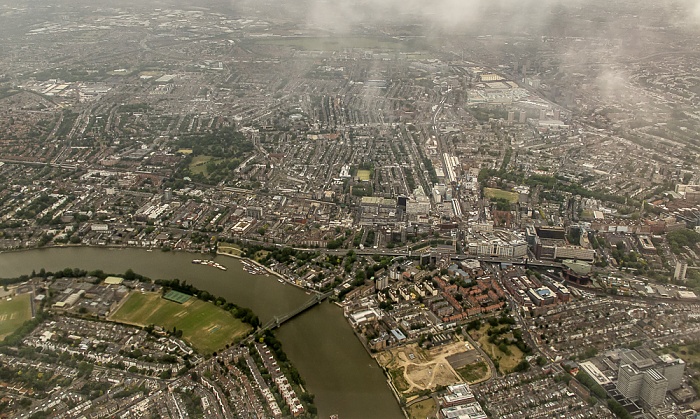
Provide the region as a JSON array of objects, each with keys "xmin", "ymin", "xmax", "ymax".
[{"xmin": 376, "ymin": 338, "xmax": 490, "ymax": 396}]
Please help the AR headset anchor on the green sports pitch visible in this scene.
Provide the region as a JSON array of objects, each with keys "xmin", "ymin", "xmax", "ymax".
[
  {"xmin": 357, "ymin": 169, "xmax": 372, "ymax": 181},
  {"xmin": 484, "ymin": 187, "xmax": 520, "ymax": 204},
  {"xmin": 0, "ymin": 293, "xmax": 33, "ymax": 340},
  {"xmin": 163, "ymin": 290, "xmax": 192, "ymax": 304},
  {"xmin": 110, "ymin": 292, "xmax": 251, "ymax": 354}
]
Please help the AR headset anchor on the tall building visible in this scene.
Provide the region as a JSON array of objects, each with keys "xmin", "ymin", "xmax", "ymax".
[
  {"xmin": 617, "ymin": 364, "xmax": 668, "ymax": 407},
  {"xmin": 375, "ymin": 275, "xmax": 389, "ymax": 291},
  {"xmin": 246, "ymin": 206, "xmax": 264, "ymax": 219},
  {"xmin": 519, "ymin": 110, "xmax": 527, "ymax": 124},
  {"xmin": 616, "ymin": 349, "xmax": 685, "ymax": 407},
  {"xmin": 617, "ymin": 364, "xmax": 644, "ymax": 400},
  {"xmin": 659, "ymin": 354, "xmax": 686, "ymax": 390},
  {"xmin": 640, "ymin": 369, "xmax": 668, "ymax": 407},
  {"xmin": 674, "ymin": 261, "xmax": 688, "ymax": 282}
]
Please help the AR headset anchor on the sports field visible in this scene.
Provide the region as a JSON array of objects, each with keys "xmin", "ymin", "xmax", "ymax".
[
  {"xmin": 357, "ymin": 169, "xmax": 371, "ymax": 181},
  {"xmin": 484, "ymin": 187, "xmax": 519, "ymax": 203},
  {"xmin": 110, "ymin": 292, "xmax": 251, "ymax": 354},
  {"xmin": 163, "ymin": 290, "xmax": 192, "ymax": 304},
  {"xmin": 0, "ymin": 293, "xmax": 33, "ymax": 340}
]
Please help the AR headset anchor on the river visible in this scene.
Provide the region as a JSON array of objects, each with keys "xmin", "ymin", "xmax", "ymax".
[{"xmin": 0, "ymin": 247, "xmax": 404, "ymax": 419}]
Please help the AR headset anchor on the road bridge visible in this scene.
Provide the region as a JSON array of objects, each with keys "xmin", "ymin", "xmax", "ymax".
[{"xmin": 260, "ymin": 291, "xmax": 334, "ymax": 332}]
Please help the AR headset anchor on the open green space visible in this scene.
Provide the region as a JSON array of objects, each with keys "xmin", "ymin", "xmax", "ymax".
[
  {"xmin": 484, "ymin": 187, "xmax": 519, "ymax": 204},
  {"xmin": 351, "ymin": 183, "xmax": 373, "ymax": 197},
  {"xmin": 581, "ymin": 209, "xmax": 595, "ymax": 219},
  {"xmin": 163, "ymin": 290, "xmax": 192, "ymax": 304},
  {"xmin": 456, "ymin": 361, "xmax": 488, "ymax": 383},
  {"xmin": 110, "ymin": 292, "xmax": 251, "ymax": 354},
  {"xmin": 667, "ymin": 229, "xmax": 700, "ymax": 256},
  {"xmin": 659, "ymin": 341, "xmax": 700, "ymax": 365},
  {"xmin": 407, "ymin": 398, "xmax": 437, "ymax": 419},
  {"xmin": 218, "ymin": 244, "xmax": 243, "ymax": 256},
  {"xmin": 188, "ymin": 155, "xmax": 218, "ymax": 176},
  {"xmin": 468, "ymin": 323, "xmax": 525, "ymax": 374},
  {"xmin": 247, "ymin": 36, "xmax": 422, "ymax": 51},
  {"xmin": 388, "ymin": 367, "xmax": 410, "ymax": 393},
  {"xmin": 0, "ymin": 293, "xmax": 33, "ymax": 340},
  {"xmin": 357, "ymin": 170, "xmax": 372, "ymax": 181}
]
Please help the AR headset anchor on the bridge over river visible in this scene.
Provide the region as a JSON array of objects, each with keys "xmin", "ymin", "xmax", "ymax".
[{"xmin": 260, "ymin": 290, "xmax": 335, "ymax": 332}]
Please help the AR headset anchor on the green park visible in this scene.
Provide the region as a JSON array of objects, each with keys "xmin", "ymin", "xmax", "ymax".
[
  {"xmin": 0, "ymin": 293, "xmax": 33, "ymax": 340},
  {"xmin": 110, "ymin": 291, "xmax": 251, "ymax": 354}
]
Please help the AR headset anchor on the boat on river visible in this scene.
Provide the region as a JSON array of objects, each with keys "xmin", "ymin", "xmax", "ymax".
[
  {"xmin": 241, "ymin": 259, "xmax": 265, "ymax": 275},
  {"xmin": 192, "ymin": 259, "xmax": 227, "ymax": 271}
]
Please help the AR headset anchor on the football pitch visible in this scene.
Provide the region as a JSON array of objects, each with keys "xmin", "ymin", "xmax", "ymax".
[
  {"xmin": 484, "ymin": 187, "xmax": 520, "ymax": 203},
  {"xmin": 357, "ymin": 169, "xmax": 371, "ymax": 181},
  {"xmin": 110, "ymin": 292, "xmax": 251, "ymax": 354},
  {"xmin": 0, "ymin": 293, "xmax": 33, "ymax": 340}
]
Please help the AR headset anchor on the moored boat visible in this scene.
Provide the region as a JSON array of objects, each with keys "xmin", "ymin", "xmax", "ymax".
[{"xmin": 192, "ymin": 259, "xmax": 227, "ymax": 270}]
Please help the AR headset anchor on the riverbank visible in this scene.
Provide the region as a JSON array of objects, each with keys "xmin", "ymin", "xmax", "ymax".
[
  {"xmin": 0, "ymin": 244, "xmax": 303, "ymax": 290},
  {"xmin": 0, "ymin": 243, "xmax": 221, "ymax": 256},
  {"xmin": 215, "ymin": 250, "xmax": 318, "ymax": 295},
  {"xmin": 349, "ymin": 320, "xmax": 410, "ymax": 418},
  {"xmin": 0, "ymin": 247, "xmax": 405, "ymax": 419}
]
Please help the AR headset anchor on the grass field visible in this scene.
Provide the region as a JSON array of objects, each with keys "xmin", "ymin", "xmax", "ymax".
[
  {"xmin": 407, "ymin": 399, "xmax": 437, "ymax": 419},
  {"xmin": 484, "ymin": 187, "xmax": 519, "ymax": 204},
  {"xmin": 218, "ymin": 244, "xmax": 243, "ymax": 256},
  {"xmin": 0, "ymin": 293, "xmax": 32, "ymax": 340},
  {"xmin": 357, "ymin": 170, "xmax": 372, "ymax": 181},
  {"xmin": 456, "ymin": 361, "xmax": 488, "ymax": 383},
  {"xmin": 581, "ymin": 209, "xmax": 595, "ymax": 219},
  {"xmin": 659, "ymin": 341, "xmax": 700, "ymax": 365},
  {"xmin": 252, "ymin": 250, "xmax": 270, "ymax": 262},
  {"xmin": 469, "ymin": 324, "xmax": 525, "ymax": 374},
  {"xmin": 110, "ymin": 292, "xmax": 251, "ymax": 354},
  {"xmin": 188, "ymin": 155, "xmax": 216, "ymax": 176}
]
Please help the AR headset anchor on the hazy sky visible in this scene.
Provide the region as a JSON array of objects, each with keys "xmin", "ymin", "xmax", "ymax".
[{"xmin": 221, "ymin": 0, "xmax": 700, "ymax": 37}]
